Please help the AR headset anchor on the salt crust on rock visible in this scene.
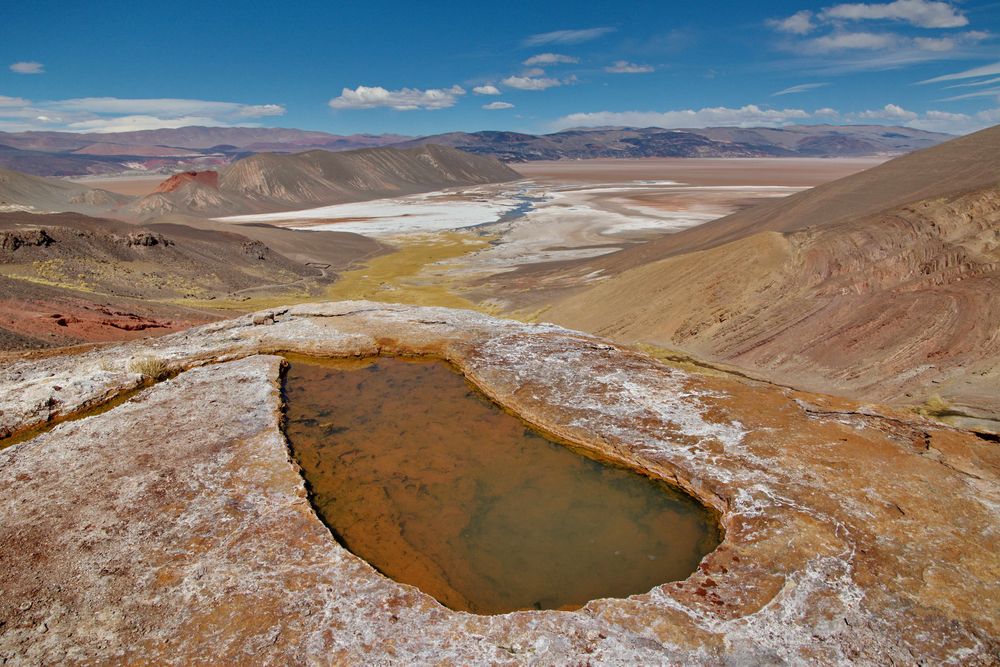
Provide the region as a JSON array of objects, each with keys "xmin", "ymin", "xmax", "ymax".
[{"xmin": 0, "ymin": 301, "xmax": 997, "ymax": 664}]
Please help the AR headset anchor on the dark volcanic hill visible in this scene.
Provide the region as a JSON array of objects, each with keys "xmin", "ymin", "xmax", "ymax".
[
  {"xmin": 541, "ymin": 124, "xmax": 1000, "ymax": 423},
  {"xmin": 391, "ymin": 125, "xmax": 949, "ymax": 161},
  {"xmin": 124, "ymin": 144, "xmax": 522, "ymax": 219},
  {"xmin": 0, "ymin": 210, "xmax": 385, "ymax": 349}
]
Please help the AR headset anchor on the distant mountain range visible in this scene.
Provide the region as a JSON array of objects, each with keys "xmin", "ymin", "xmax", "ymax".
[
  {"xmin": 0, "ymin": 124, "xmax": 951, "ymax": 177},
  {"xmin": 0, "ymin": 127, "xmax": 409, "ymax": 177},
  {"xmin": 394, "ymin": 125, "xmax": 948, "ymax": 161}
]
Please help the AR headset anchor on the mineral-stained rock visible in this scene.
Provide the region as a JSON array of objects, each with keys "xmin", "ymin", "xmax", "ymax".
[{"xmin": 0, "ymin": 301, "xmax": 997, "ymax": 664}]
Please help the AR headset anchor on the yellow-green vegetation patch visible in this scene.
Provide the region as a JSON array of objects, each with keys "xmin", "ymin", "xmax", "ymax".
[
  {"xmin": 178, "ymin": 291, "xmax": 320, "ymax": 313},
  {"xmin": 324, "ymin": 231, "xmax": 498, "ymax": 312},
  {"xmin": 0, "ymin": 261, "xmax": 96, "ymax": 292}
]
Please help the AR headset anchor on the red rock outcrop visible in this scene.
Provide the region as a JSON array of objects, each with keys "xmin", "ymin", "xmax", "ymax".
[{"xmin": 151, "ymin": 170, "xmax": 220, "ymax": 193}]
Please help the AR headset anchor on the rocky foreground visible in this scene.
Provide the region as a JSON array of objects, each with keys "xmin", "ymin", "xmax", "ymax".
[{"xmin": 0, "ymin": 302, "xmax": 997, "ymax": 664}]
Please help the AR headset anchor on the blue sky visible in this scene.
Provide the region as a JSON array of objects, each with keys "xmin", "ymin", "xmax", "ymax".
[{"xmin": 1, "ymin": 0, "xmax": 998, "ymax": 136}]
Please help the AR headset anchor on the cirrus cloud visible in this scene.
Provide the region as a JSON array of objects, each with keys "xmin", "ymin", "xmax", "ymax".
[
  {"xmin": 772, "ymin": 82, "xmax": 830, "ymax": 96},
  {"xmin": 522, "ymin": 27, "xmax": 615, "ymax": 47},
  {"xmin": 553, "ymin": 104, "xmax": 813, "ymax": 129},
  {"xmin": 919, "ymin": 60, "xmax": 1000, "ymax": 84},
  {"xmin": 329, "ymin": 85, "xmax": 465, "ymax": 110}
]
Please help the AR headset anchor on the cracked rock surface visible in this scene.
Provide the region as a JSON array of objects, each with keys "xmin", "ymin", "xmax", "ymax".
[{"xmin": 0, "ymin": 301, "xmax": 997, "ymax": 664}]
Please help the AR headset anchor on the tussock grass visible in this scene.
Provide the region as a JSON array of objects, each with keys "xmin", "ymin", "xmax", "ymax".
[{"xmin": 129, "ymin": 355, "xmax": 170, "ymax": 381}]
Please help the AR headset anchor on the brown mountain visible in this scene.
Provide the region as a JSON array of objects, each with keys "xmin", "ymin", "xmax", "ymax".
[
  {"xmin": 0, "ymin": 168, "xmax": 130, "ymax": 216},
  {"xmin": 542, "ymin": 124, "xmax": 1000, "ymax": 424},
  {"xmin": 124, "ymin": 144, "xmax": 522, "ymax": 219}
]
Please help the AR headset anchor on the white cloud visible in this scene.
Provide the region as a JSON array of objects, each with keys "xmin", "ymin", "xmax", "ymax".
[
  {"xmin": 906, "ymin": 108, "xmax": 1000, "ymax": 134},
  {"xmin": 10, "ymin": 61, "xmax": 44, "ymax": 74},
  {"xmin": 856, "ymin": 103, "xmax": 918, "ymax": 120},
  {"xmin": 482, "ymin": 101, "xmax": 514, "ymax": 110},
  {"xmin": 806, "ymin": 31, "xmax": 898, "ymax": 52},
  {"xmin": 523, "ymin": 27, "xmax": 615, "ymax": 46},
  {"xmin": 523, "ymin": 53, "xmax": 579, "ymax": 66},
  {"xmin": 472, "ymin": 85, "xmax": 501, "ymax": 95},
  {"xmin": 822, "ymin": 0, "xmax": 968, "ymax": 28},
  {"xmin": 65, "ymin": 115, "xmax": 227, "ymax": 133},
  {"xmin": 328, "ymin": 85, "xmax": 465, "ymax": 110},
  {"xmin": 0, "ymin": 96, "xmax": 288, "ymax": 133},
  {"xmin": 502, "ymin": 75, "xmax": 563, "ymax": 90},
  {"xmin": 604, "ymin": 60, "xmax": 655, "ymax": 74},
  {"xmin": 919, "ymin": 60, "xmax": 1000, "ymax": 83},
  {"xmin": 523, "ymin": 67, "xmax": 547, "ymax": 77},
  {"xmin": 772, "ymin": 82, "xmax": 829, "ymax": 96},
  {"xmin": 239, "ymin": 104, "xmax": 286, "ymax": 117},
  {"xmin": 554, "ymin": 102, "xmax": 997, "ymax": 136},
  {"xmin": 553, "ymin": 104, "xmax": 813, "ymax": 130},
  {"xmin": 48, "ymin": 97, "xmax": 286, "ymax": 117},
  {"xmin": 769, "ymin": 10, "xmax": 816, "ymax": 34}
]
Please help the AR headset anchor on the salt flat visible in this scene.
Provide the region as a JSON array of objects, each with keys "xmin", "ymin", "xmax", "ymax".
[{"xmin": 216, "ymin": 188, "xmax": 523, "ymax": 235}]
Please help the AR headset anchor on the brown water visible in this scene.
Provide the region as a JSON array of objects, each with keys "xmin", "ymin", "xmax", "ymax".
[{"xmin": 283, "ymin": 356, "xmax": 721, "ymax": 615}]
